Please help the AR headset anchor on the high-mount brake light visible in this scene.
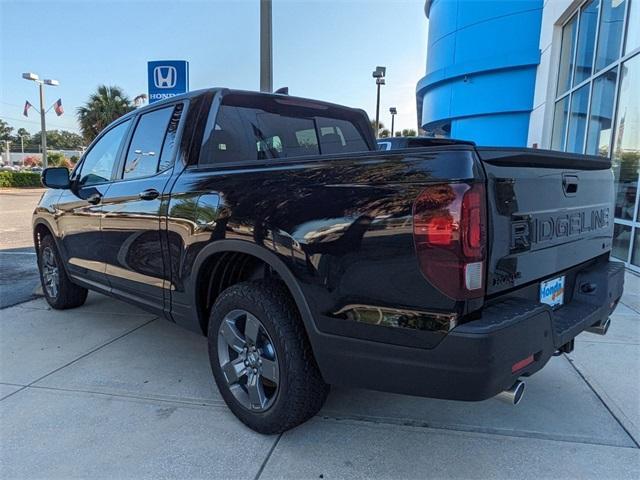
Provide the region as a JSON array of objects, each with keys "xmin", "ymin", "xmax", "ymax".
[
  {"xmin": 412, "ymin": 182, "xmax": 487, "ymax": 300},
  {"xmin": 274, "ymin": 98, "xmax": 329, "ymax": 110}
]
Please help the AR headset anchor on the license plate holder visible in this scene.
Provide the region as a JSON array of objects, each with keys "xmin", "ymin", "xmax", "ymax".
[{"xmin": 540, "ymin": 275, "xmax": 565, "ymax": 308}]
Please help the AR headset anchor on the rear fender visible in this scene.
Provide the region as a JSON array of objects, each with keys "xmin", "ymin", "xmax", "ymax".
[{"xmin": 189, "ymin": 239, "xmax": 319, "ymax": 341}]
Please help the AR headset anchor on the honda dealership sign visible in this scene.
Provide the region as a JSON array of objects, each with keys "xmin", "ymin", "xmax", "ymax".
[{"xmin": 147, "ymin": 60, "xmax": 189, "ymax": 103}]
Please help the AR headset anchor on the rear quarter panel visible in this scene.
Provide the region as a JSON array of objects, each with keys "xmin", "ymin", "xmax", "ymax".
[{"xmin": 166, "ymin": 148, "xmax": 482, "ymax": 348}]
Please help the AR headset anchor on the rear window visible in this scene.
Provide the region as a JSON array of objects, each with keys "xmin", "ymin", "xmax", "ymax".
[{"xmin": 199, "ymin": 94, "xmax": 370, "ymax": 165}]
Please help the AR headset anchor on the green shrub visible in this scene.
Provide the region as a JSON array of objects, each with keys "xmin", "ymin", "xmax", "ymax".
[
  {"xmin": 47, "ymin": 152, "xmax": 65, "ymax": 167},
  {"xmin": 0, "ymin": 171, "xmax": 42, "ymax": 188}
]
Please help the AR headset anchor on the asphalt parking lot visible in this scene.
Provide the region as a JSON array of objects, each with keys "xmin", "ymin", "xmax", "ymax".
[
  {"xmin": 0, "ymin": 189, "xmax": 42, "ymax": 308},
  {"xmin": 1, "ymin": 189, "xmax": 639, "ymax": 479}
]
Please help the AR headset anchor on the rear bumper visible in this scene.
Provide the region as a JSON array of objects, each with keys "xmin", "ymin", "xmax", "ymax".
[{"xmin": 314, "ymin": 259, "xmax": 625, "ymax": 401}]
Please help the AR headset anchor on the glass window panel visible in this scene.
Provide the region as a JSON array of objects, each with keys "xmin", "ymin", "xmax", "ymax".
[
  {"xmin": 551, "ymin": 97, "xmax": 570, "ymax": 151},
  {"xmin": 585, "ymin": 67, "xmax": 618, "ymax": 156},
  {"xmin": 612, "ymin": 223, "xmax": 632, "ymax": 261},
  {"xmin": 558, "ymin": 14, "xmax": 578, "ymax": 94},
  {"xmin": 595, "ymin": 0, "xmax": 627, "ymax": 72},
  {"xmin": 574, "ymin": 0, "xmax": 600, "ymax": 85},
  {"xmin": 159, "ymin": 104, "xmax": 184, "ymax": 171},
  {"xmin": 566, "ymin": 84, "xmax": 590, "ymax": 153},
  {"xmin": 200, "ymin": 104, "xmax": 320, "ymax": 165},
  {"xmin": 626, "ymin": 0, "xmax": 640, "ymax": 54},
  {"xmin": 123, "ymin": 107, "xmax": 174, "ymax": 179},
  {"xmin": 316, "ymin": 117, "xmax": 369, "ymax": 154},
  {"xmin": 78, "ymin": 120, "xmax": 130, "ymax": 186},
  {"xmin": 632, "ymin": 228, "xmax": 640, "ymax": 267},
  {"xmin": 612, "ymin": 54, "xmax": 640, "ymax": 220}
]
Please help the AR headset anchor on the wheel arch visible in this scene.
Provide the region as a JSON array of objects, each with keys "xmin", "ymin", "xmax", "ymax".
[
  {"xmin": 33, "ymin": 218, "xmax": 73, "ymax": 277},
  {"xmin": 33, "ymin": 219, "xmax": 55, "ymax": 250},
  {"xmin": 190, "ymin": 240, "xmax": 318, "ymax": 340},
  {"xmin": 32, "ymin": 218, "xmax": 63, "ymax": 255}
]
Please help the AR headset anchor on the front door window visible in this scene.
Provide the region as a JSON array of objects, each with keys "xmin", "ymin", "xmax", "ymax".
[{"xmin": 77, "ymin": 120, "xmax": 131, "ymax": 186}]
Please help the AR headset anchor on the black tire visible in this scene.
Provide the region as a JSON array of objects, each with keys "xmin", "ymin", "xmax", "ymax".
[
  {"xmin": 208, "ymin": 280, "xmax": 329, "ymax": 434},
  {"xmin": 37, "ymin": 234, "xmax": 88, "ymax": 309}
]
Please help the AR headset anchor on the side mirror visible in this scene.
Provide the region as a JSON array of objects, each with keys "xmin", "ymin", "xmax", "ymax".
[{"xmin": 41, "ymin": 167, "xmax": 71, "ymax": 189}]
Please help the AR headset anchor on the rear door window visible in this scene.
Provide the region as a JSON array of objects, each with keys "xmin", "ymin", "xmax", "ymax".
[{"xmin": 122, "ymin": 104, "xmax": 183, "ymax": 179}]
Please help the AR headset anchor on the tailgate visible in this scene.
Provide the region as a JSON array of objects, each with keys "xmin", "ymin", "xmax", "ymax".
[{"xmin": 476, "ymin": 148, "xmax": 614, "ymax": 296}]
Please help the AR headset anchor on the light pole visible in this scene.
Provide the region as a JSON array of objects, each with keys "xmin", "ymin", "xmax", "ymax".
[
  {"xmin": 3, "ymin": 141, "xmax": 10, "ymax": 166},
  {"xmin": 260, "ymin": 0, "xmax": 273, "ymax": 93},
  {"xmin": 389, "ymin": 107, "xmax": 397, "ymax": 137},
  {"xmin": 22, "ymin": 72, "xmax": 59, "ymax": 168},
  {"xmin": 372, "ymin": 66, "xmax": 386, "ymax": 138}
]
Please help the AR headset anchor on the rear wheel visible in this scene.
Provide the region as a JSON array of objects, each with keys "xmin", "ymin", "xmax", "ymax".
[
  {"xmin": 208, "ymin": 281, "xmax": 328, "ymax": 433},
  {"xmin": 37, "ymin": 234, "xmax": 88, "ymax": 309}
]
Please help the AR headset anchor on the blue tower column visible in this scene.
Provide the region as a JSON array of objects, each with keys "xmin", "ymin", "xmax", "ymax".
[{"xmin": 417, "ymin": 0, "xmax": 543, "ymax": 146}]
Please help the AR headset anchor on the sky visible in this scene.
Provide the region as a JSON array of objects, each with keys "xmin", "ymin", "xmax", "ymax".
[{"xmin": 0, "ymin": 0, "xmax": 428, "ymax": 137}]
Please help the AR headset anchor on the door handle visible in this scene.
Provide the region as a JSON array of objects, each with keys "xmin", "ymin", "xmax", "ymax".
[
  {"xmin": 86, "ymin": 192, "xmax": 102, "ymax": 205},
  {"xmin": 562, "ymin": 174, "xmax": 579, "ymax": 196},
  {"xmin": 134, "ymin": 150, "xmax": 156, "ymax": 156},
  {"xmin": 139, "ymin": 188, "xmax": 160, "ymax": 201}
]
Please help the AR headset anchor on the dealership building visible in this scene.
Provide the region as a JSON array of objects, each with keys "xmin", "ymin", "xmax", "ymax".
[{"xmin": 417, "ymin": 0, "xmax": 639, "ymax": 270}]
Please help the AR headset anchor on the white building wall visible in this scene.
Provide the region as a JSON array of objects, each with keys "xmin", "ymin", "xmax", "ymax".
[{"xmin": 528, "ymin": 0, "xmax": 582, "ymax": 148}]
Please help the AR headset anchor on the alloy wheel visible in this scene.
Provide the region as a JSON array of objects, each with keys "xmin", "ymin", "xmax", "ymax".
[
  {"xmin": 41, "ymin": 246, "xmax": 59, "ymax": 299},
  {"xmin": 217, "ymin": 309, "xmax": 280, "ymax": 411}
]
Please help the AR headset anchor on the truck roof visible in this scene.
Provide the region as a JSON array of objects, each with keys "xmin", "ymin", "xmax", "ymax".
[{"xmin": 129, "ymin": 88, "xmax": 369, "ymax": 119}]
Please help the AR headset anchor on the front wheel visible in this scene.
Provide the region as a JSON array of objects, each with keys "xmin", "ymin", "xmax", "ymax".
[
  {"xmin": 37, "ymin": 234, "xmax": 88, "ymax": 309},
  {"xmin": 208, "ymin": 281, "xmax": 329, "ymax": 434}
]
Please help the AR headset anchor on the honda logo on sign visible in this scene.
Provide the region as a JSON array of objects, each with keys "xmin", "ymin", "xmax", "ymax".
[
  {"xmin": 148, "ymin": 60, "xmax": 189, "ymax": 103},
  {"xmin": 153, "ymin": 66, "xmax": 177, "ymax": 88}
]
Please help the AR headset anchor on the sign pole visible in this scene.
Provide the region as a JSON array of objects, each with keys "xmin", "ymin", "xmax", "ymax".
[{"xmin": 260, "ymin": 0, "xmax": 273, "ymax": 93}]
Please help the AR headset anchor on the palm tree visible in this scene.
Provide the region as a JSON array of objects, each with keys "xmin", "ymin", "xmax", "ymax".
[
  {"xmin": 76, "ymin": 85, "xmax": 135, "ymax": 143},
  {"xmin": 133, "ymin": 93, "xmax": 148, "ymax": 107}
]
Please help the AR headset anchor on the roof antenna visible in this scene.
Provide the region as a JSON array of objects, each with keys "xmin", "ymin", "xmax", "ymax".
[{"xmin": 274, "ymin": 87, "xmax": 289, "ymax": 95}]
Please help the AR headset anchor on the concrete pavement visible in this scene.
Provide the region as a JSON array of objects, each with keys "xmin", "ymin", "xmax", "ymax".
[{"xmin": 1, "ymin": 277, "xmax": 639, "ymax": 479}]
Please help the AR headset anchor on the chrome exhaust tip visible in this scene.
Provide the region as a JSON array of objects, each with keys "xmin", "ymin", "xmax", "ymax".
[{"xmin": 495, "ymin": 380, "xmax": 525, "ymax": 406}]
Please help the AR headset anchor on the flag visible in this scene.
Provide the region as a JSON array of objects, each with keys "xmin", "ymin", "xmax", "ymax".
[
  {"xmin": 53, "ymin": 98, "xmax": 64, "ymax": 116},
  {"xmin": 23, "ymin": 101, "xmax": 33, "ymax": 117}
]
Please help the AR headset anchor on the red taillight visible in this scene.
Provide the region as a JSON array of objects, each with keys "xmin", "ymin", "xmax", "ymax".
[
  {"xmin": 422, "ymin": 216, "xmax": 453, "ymax": 246},
  {"xmin": 413, "ymin": 182, "xmax": 486, "ymax": 300},
  {"xmin": 462, "ymin": 187, "xmax": 483, "ymax": 256}
]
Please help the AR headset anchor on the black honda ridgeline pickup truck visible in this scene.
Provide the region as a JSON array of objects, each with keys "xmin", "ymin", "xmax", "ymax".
[{"xmin": 34, "ymin": 89, "xmax": 624, "ymax": 433}]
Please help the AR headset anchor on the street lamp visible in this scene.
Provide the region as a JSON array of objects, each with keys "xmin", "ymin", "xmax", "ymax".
[
  {"xmin": 372, "ymin": 66, "xmax": 386, "ymax": 138},
  {"xmin": 22, "ymin": 72, "xmax": 59, "ymax": 168},
  {"xmin": 389, "ymin": 107, "xmax": 397, "ymax": 137}
]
